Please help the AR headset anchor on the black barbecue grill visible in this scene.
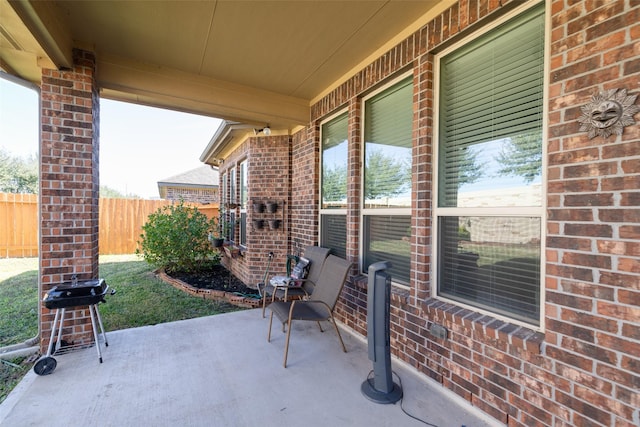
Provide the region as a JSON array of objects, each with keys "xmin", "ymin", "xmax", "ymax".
[{"xmin": 34, "ymin": 278, "xmax": 115, "ymax": 376}]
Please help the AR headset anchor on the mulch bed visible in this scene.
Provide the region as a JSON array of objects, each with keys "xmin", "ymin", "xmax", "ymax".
[{"xmin": 157, "ymin": 264, "xmax": 262, "ymax": 309}]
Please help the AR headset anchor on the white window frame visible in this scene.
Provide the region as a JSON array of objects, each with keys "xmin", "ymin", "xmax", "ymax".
[
  {"xmin": 319, "ymin": 109, "xmax": 349, "ymax": 258},
  {"xmin": 239, "ymin": 159, "xmax": 248, "ymax": 247},
  {"xmin": 432, "ymin": 0, "xmax": 549, "ymax": 329},
  {"xmin": 360, "ymin": 71, "xmax": 413, "ymax": 288},
  {"xmin": 229, "ymin": 166, "xmax": 237, "ymax": 205},
  {"xmin": 221, "ymin": 172, "xmax": 228, "ymax": 205}
]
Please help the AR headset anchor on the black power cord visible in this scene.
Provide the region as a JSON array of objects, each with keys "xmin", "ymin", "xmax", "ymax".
[{"xmin": 366, "ymin": 370, "xmax": 439, "ymax": 427}]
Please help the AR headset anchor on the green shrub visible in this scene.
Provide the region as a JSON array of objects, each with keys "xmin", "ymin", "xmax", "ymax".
[
  {"xmin": 458, "ymin": 225, "xmax": 471, "ymax": 241},
  {"xmin": 136, "ymin": 201, "xmax": 220, "ymax": 273}
]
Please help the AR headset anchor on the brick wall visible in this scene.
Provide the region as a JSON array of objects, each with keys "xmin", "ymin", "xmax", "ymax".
[
  {"xmin": 219, "ymin": 135, "xmax": 291, "ymax": 286},
  {"xmin": 304, "ymin": 1, "xmax": 640, "ymax": 426},
  {"xmin": 290, "ymin": 126, "xmax": 320, "ymax": 252},
  {"xmin": 545, "ymin": 0, "xmax": 640, "ymax": 425},
  {"xmin": 164, "ymin": 186, "xmax": 218, "ymax": 204},
  {"xmin": 39, "ymin": 49, "xmax": 100, "ymax": 351}
]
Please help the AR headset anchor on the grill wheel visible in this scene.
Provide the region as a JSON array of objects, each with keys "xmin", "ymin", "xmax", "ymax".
[{"xmin": 33, "ymin": 356, "xmax": 57, "ymax": 375}]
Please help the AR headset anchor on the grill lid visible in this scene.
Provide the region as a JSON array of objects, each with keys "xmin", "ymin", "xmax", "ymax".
[{"xmin": 44, "ymin": 279, "xmax": 110, "ymax": 309}]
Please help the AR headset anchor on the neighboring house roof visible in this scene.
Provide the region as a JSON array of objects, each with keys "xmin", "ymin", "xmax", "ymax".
[{"xmin": 157, "ymin": 165, "xmax": 219, "ymax": 199}]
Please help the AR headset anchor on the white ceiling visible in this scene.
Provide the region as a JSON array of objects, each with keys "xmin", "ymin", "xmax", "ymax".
[{"xmin": 1, "ymin": 0, "xmax": 449, "ymax": 129}]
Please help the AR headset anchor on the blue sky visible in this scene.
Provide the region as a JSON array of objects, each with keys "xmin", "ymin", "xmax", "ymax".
[{"xmin": 0, "ymin": 76, "xmax": 221, "ymax": 198}]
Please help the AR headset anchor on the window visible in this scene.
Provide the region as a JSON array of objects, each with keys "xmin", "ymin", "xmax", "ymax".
[
  {"xmin": 435, "ymin": 4, "xmax": 545, "ymax": 326},
  {"xmin": 219, "ymin": 171, "xmax": 233, "ymax": 240},
  {"xmin": 230, "ymin": 167, "xmax": 237, "ymax": 205},
  {"xmin": 362, "ymin": 76, "xmax": 413, "ymax": 285},
  {"xmin": 320, "ymin": 112, "xmax": 348, "ymax": 258},
  {"xmin": 239, "ymin": 160, "xmax": 248, "ymax": 246},
  {"xmin": 221, "ymin": 173, "xmax": 228, "ymax": 205}
]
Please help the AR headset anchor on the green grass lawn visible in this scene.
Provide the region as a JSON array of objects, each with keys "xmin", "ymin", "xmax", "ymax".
[
  {"xmin": 0, "ymin": 255, "xmax": 244, "ymax": 347},
  {"xmin": 0, "ymin": 254, "xmax": 244, "ymax": 403},
  {"xmin": 0, "ymin": 262, "xmax": 39, "ymax": 348}
]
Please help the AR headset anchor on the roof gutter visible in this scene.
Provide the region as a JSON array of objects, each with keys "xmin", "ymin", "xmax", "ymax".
[{"xmin": 199, "ymin": 120, "xmax": 255, "ymax": 166}]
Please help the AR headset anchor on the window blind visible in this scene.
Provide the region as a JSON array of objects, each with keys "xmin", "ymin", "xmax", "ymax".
[
  {"xmin": 322, "ymin": 113, "xmax": 348, "ymax": 209},
  {"xmin": 438, "ymin": 5, "xmax": 545, "ymax": 207},
  {"xmin": 438, "ymin": 216, "xmax": 541, "ymax": 324},
  {"xmin": 320, "ymin": 214, "xmax": 347, "ymax": 259},
  {"xmin": 364, "ymin": 77, "xmax": 413, "ymax": 208},
  {"xmin": 364, "ymin": 215, "xmax": 411, "ymax": 285}
]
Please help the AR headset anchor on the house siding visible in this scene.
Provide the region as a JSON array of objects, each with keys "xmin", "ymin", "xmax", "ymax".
[
  {"xmin": 301, "ymin": 0, "xmax": 639, "ymax": 426},
  {"xmin": 218, "ymin": 136, "xmax": 292, "ymax": 286},
  {"xmin": 162, "ymin": 186, "xmax": 218, "ymax": 204}
]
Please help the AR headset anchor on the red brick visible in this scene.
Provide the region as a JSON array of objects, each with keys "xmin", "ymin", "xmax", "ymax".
[
  {"xmin": 561, "ymin": 252, "xmax": 611, "ymax": 269},
  {"xmin": 561, "ymin": 335, "xmax": 618, "ymax": 366},
  {"xmin": 621, "ymin": 322, "xmax": 640, "ymax": 340},
  {"xmin": 556, "ymin": 390, "xmax": 612, "ymax": 425},
  {"xmin": 597, "ymin": 364, "xmax": 640, "ymax": 390},
  {"xmin": 560, "ymin": 308, "xmax": 618, "ymax": 333},
  {"xmin": 600, "ymin": 271, "xmax": 640, "ymax": 290},
  {"xmin": 564, "ymin": 223, "xmax": 612, "ymax": 237},
  {"xmin": 596, "ymin": 331, "xmax": 640, "ymax": 355},
  {"xmin": 599, "ymin": 209, "xmax": 640, "ymax": 223},
  {"xmin": 546, "ymin": 345, "xmax": 594, "ymax": 371}
]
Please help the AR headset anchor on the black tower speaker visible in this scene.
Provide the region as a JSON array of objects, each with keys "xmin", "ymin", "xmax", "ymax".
[{"xmin": 361, "ymin": 261, "xmax": 403, "ymax": 404}]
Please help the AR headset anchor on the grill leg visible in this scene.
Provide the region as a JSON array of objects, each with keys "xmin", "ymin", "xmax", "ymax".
[
  {"xmin": 94, "ymin": 304, "xmax": 108, "ymax": 347},
  {"xmin": 54, "ymin": 308, "xmax": 66, "ymax": 353},
  {"xmin": 88, "ymin": 304, "xmax": 103, "ymax": 363},
  {"xmin": 46, "ymin": 309, "xmax": 62, "ymax": 357}
]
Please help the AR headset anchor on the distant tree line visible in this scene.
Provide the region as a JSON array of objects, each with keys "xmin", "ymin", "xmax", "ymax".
[
  {"xmin": 0, "ymin": 148, "xmax": 134, "ymax": 197},
  {"xmin": 0, "ymin": 149, "xmax": 38, "ymax": 193}
]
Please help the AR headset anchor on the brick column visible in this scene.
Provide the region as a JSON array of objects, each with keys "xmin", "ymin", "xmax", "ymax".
[
  {"xmin": 346, "ymin": 98, "xmax": 361, "ymax": 265},
  {"xmin": 412, "ymin": 55, "xmax": 434, "ymax": 302},
  {"xmin": 39, "ymin": 49, "xmax": 100, "ymax": 352}
]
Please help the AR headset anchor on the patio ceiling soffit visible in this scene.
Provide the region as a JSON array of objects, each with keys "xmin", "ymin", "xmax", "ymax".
[
  {"xmin": 3, "ymin": 0, "xmax": 310, "ymax": 129},
  {"xmin": 97, "ymin": 53, "xmax": 310, "ymax": 130},
  {"xmin": 1, "ymin": 1, "xmax": 69, "ymax": 79}
]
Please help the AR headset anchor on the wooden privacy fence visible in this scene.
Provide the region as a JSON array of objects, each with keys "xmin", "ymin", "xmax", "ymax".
[
  {"xmin": 0, "ymin": 193, "xmax": 219, "ymax": 258},
  {"xmin": 98, "ymin": 198, "xmax": 173, "ymax": 255},
  {"xmin": 0, "ymin": 193, "xmax": 39, "ymax": 258}
]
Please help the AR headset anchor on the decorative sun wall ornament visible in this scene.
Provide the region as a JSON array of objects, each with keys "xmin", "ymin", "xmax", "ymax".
[{"xmin": 578, "ymin": 89, "xmax": 639, "ymax": 139}]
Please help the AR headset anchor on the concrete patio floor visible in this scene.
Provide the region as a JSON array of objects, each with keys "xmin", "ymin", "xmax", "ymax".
[{"xmin": 1, "ymin": 309, "xmax": 503, "ymax": 427}]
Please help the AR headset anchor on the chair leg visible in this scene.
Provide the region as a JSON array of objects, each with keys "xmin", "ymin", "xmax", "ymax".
[
  {"xmin": 262, "ymin": 292, "xmax": 267, "ymax": 318},
  {"xmin": 330, "ymin": 316, "xmax": 347, "ymax": 353},
  {"xmin": 283, "ymin": 319, "xmax": 293, "ymax": 368},
  {"xmin": 281, "ymin": 305, "xmax": 287, "ymax": 333},
  {"xmin": 317, "ymin": 321, "xmax": 324, "ymax": 332},
  {"xmin": 267, "ymin": 311, "xmax": 274, "ymax": 342},
  {"xmin": 272, "ymin": 294, "xmax": 285, "ymax": 330}
]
